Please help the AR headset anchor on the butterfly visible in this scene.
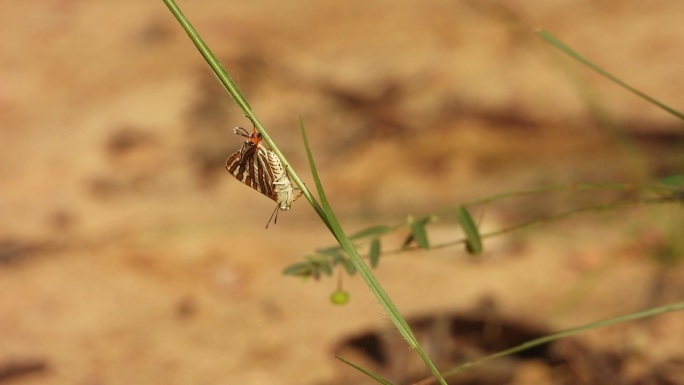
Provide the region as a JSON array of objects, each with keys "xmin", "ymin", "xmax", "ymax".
[{"xmin": 225, "ymin": 126, "xmax": 301, "ymax": 227}]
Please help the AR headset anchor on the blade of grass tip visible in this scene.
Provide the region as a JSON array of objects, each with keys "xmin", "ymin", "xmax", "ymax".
[
  {"xmin": 334, "ymin": 355, "xmax": 394, "ymax": 385},
  {"xmin": 536, "ymin": 29, "xmax": 684, "ymax": 122},
  {"xmin": 299, "ymin": 120, "xmax": 447, "ymax": 385},
  {"xmin": 297, "ymin": 118, "xmax": 339, "ymax": 231},
  {"xmin": 299, "ymin": 119, "xmax": 334, "ymax": 219}
]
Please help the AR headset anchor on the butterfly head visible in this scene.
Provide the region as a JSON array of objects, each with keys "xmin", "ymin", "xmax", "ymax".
[{"xmin": 233, "ymin": 126, "xmax": 262, "ymax": 146}]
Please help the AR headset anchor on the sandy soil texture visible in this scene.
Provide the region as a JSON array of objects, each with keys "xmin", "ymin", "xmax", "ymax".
[{"xmin": 1, "ymin": 1, "xmax": 684, "ymax": 384}]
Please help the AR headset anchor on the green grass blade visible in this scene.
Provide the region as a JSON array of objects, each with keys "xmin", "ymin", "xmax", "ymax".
[
  {"xmin": 536, "ymin": 30, "xmax": 684, "ymax": 122},
  {"xmin": 334, "ymin": 355, "xmax": 394, "ymax": 385},
  {"xmin": 440, "ymin": 300, "xmax": 684, "ymax": 379},
  {"xmin": 299, "ymin": 121, "xmax": 447, "ymax": 385}
]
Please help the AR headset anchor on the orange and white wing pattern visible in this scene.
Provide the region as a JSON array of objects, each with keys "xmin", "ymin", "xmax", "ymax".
[{"xmin": 225, "ymin": 126, "xmax": 300, "ymax": 210}]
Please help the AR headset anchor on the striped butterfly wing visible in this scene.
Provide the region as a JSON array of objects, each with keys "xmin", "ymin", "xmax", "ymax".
[
  {"xmin": 226, "ymin": 126, "xmax": 301, "ymax": 213},
  {"xmin": 225, "ymin": 141, "xmax": 277, "ymax": 201}
]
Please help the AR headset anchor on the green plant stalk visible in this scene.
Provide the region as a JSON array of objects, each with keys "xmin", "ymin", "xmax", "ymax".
[
  {"xmin": 414, "ymin": 302, "xmax": 684, "ymax": 385},
  {"xmin": 308, "ymin": 182, "xmax": 657, "ymax": 260},
  {"xmin": 374, "ymin": 194, "xmax": 672, "ymax": 257},
  {"xmin": 316, "ymin": 183, "xmax": 644, "ymax": 252},
  {"xmin": 412, "ymin": 300, "xmax": 684, "ymax": 385},
  {"xmin": 536, "ymin": 30, "xmax": 684, "ymax": 122},
  {"xmin": 162, "ymin": 0, "xmax": 327, "ymax": 226},
  {"xmin": 435, "ymin": 182, "xmax": 649, "ymax": 227},
  {"xmin": 334, "ymin": 355, "xmax": 393, "ymax": 385},
  {"xmin": 300, "ymin": 120, "xmax": 447, "ymax": 385}
]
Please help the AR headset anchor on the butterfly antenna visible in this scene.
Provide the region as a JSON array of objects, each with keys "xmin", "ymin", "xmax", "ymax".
[
  {"xmin": 266, "ymin": 205, "xmax": 279, "ymax": 229},
  {"xmin": 233, "ymin": 126, "xmax": 250, "ymax": 138}
]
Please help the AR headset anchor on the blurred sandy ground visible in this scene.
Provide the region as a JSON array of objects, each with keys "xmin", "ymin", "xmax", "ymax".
[{"xmin": 1, "ymin": 0, "xmax": 684, "ymax": 384}]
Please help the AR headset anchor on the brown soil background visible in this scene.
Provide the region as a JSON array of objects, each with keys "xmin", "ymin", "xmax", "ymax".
[{"xmin": 2, "ymin": 1, "xmax": 684, "ymax": 384}]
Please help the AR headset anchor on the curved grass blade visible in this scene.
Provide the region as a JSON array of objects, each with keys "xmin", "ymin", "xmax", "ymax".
[{"xmin": 300, "ymin": 119, "xmax": 447, "ymax": 385}]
